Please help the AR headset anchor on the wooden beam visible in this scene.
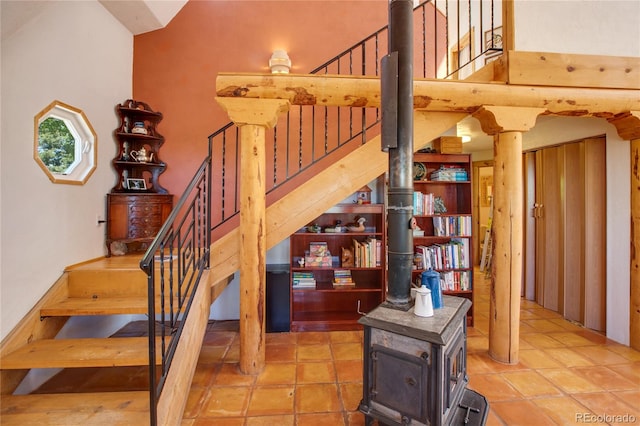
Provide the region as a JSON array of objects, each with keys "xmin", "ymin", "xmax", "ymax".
[
  {"xmin": 507, "ymin": 51, "xmax": 640, "ymax": 90},
  {"xmin": 608, "ymin": 111, "xmax": 640, "ymax": 141},
  {"xmin": 216, "ymin": 72, "xmax": 640, "ymax": 116}
]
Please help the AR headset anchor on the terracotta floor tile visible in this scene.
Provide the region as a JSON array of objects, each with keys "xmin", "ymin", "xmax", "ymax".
[
  {"xmin": 519, "ymin": 333, "xmax": 566, "ymax": 349},
  {"xmin": 573, "ymin": 365, "xmax": 639, "ymax": 391},
  {"xmin": 212, "ymin": 363, "xmax": 256, "ymax": 387},
  {"xmin": 346, "ymin": 411, "xmax": 367, "ymax": 426},
  {"xmin": 517, "ymin": 349, "xmax": 563, "ymax": 369},
  {"xmin": 246, "ymin": 385, "xmax": 295, "ymax": 416},
  {"xmin": 537, "ymin": 368, "xmax": 603, "ymax": 394},
  {"xmin": 329, "ymin": 330, "xmax": 362, "ymax": 344},
  {"xmin": 491, "ymin": 400, "xmax": 557, "ymax": 426},
  {"xmin": 192, "ymin": 417, "xmax": 245, "ymax": 426},
  {"xmin": 543, "ymin": 348, "xmax": 595, "ymax": 367},
  {"xmin": 201, "ymin": 386, "xmax": 251, "ymax": 417},
  {"xmin": 296, "ymin": 361, "xmax": 337, "ymax": 384},
  {"xmin": 339, "ymin": 382, "xmax": 364, "ymax": 412},
  {"xmin": 295, "ymin": 383, "xmax": 342, "ymax": 413},
  {"xmin": 296, "ymin": 412, "xmax": 346, "ymax": 426},
  {"xmin": 501, "ymin": 371, "xmax": 563, "ymax": 397},
  {"xmin": 297, "ymin": 344, "xmax": 333, "ymax": 361},
  {"xmin": 572, "ymin": 392, "xmax": 640, "ymax": 419},
  {"xmin": 547, "ymin": 318, "xmax": 585, "ymax": 332},
  {"xmin": 485, "ymin": 409, "xmax": 507, "ymax": 426},
  {"xmin": 571, "ymin": 345, "xmax": 630, "ymax": 365},
  {"xmin": 265, "ymin": 332, "xmax": 297, "ymax": 346},
  {"xmin": 265, "ymin": 343, "xmax": 296, "ymax": 363},
  {"xmin": 573, "ymin": 329, "xmax": 609, "ymax": 345},
  {"xmin": 256, "ymin": 363, "xmax": 297, "ymax": 385},
  {"xmin": 190, "ymin": 363, "xmax": 219, "ymax": 387},
  {"xmin": 224, "ymin": 344, "xmax": 240, "ymax": 363},
  {"xmin": 245, "ymin": 414, "xmax": 295, "ymax": 426},
  {"xmin": 471, "ymin": 317, "xmax": 490, "ymax": 335},
  {"xmin": 335, "ymin": 359, "xmax": 364, "ymax": 383},
  {"xmin": 547, "ymin": 332, "xmax": 598, "ymax": 347},
  {"xmin": 182, "ymin": 386, "xmax": 209, "ymax": 418},
  {"xmin": 607, "ymin": 362, "xmax": 640, "ymax": 382},
  {"xmin": 331, "ymin": 342, "xmax": 363, "ymax": 361},
  {"xmin": 611, "ymin": 390, "xmax": 640, "ymax": 411},
  {"xmin": 468, "ymin": 352, "xmax": 528, "ymax": 373},
  {"xmin": 198, "ymin": 346, "xmax": 229, "ymax": 364},
  {"xmin": 606, "ymin": 344, "xmax": 640, "ymax": 362},
  {"xmin": 296, "ymin": 331, "xmax": 331, "ymax": 345},
  {"xmin": 467, "ymin": 335, "xmax": 489, "ymax": 353},
  {"xmin": 467, "ymin": 374, "xmax": 523, "ymax": 402},
  {"xmin": 203, "ymin": 330, "xmax": 237, "ymax": 346},
  {"xmin": 532, "ymin": 396, "xmax": 596, "ymax": 425}
]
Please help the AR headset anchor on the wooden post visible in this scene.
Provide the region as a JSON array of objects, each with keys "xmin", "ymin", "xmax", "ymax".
[
  {"xmin": 608, "ymin": 111, "xmax": 640, "ymax": 350},
  {"xmin": 215, "ymin": 98, "xmax": 289, "ymax": 374},
  {"xmin": 473, "ymin": 106, "xmax": 543, "ymax": 364}
]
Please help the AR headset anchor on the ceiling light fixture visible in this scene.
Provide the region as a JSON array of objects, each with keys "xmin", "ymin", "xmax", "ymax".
[{"xmin": 269, "ymin": 49, "xmax": 291, "ymax": 74}]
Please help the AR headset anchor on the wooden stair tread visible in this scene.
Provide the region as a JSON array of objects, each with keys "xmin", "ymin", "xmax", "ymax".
[
  {"xmin": 0, "ymin": 391, "xmax": 149, "ymax": 425},
  {"xmin": 40, "ymin": 296, "xmax": 179, "ymax": 316},
  {"xmin": 1, "ymin": 337, "xmax": 166, "ymax": 369}
]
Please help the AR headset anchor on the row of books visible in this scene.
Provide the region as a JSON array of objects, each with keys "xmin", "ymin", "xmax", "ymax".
[
  {"xmin": 433, "ymin": 215, "xmax": 472, "ymax": 237},
  {"xmin": 415, "ymin": 238, "xmax": 470, "ymax": 271},
  {"xmin": 430, "ymin": 165, "xmax": 468, "ymax": 181},
  {"xmin": 440, "ymin": 270, "xmax": 472, "ymax": 291},
  {"xmin": 352, "ymin": 237, "xmax": 382, "ymax": 268},
  {"xmin": 413, "ymin": 192, "xmax": 436, "ymax": 216},
  {"xmin": 292, "ymin": 271, "xmax": 316, "ymax": 288},
  {"xmin": 333, "ymin": 269, "xmax": 354, "ymax": 287}
]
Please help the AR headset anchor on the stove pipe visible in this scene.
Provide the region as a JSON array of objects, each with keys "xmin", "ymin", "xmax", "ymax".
[{"xmin": 383, "ymin": 0, "xmax": 414, "ymax": 310}]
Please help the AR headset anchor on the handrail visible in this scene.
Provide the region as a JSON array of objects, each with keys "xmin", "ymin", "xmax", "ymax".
[
  {"xmin": 139, "ymin": 141, "xmax": 212, "ymax": 425},
  {"xmin": 141, "ymin": 0, "xmax": 501, "ymax": 423}
]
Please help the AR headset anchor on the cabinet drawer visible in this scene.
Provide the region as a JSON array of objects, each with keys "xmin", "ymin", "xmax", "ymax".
[
  {"xmin": 130, "ymin": 215, "xmax": 163, "ymax": 226},
  {"xmin": 129, "ymin": 204, "xmax": 163, "ymax": 215},
  {"xmin": 128, "ymin": 224, "xmax": 161, "ymax": 239}
]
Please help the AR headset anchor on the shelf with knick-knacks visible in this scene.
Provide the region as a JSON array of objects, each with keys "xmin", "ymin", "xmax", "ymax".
[{"xmin": 111, "ymin": 99, "xmax": 168, "ymax": 194}]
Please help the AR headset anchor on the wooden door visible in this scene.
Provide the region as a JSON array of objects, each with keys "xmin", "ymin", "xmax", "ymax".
[{"xmin": 527, "ymin": 137, "xmax": 606, "ymax": 332}]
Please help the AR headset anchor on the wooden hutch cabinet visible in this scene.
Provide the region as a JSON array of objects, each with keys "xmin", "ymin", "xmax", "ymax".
[{"xmin": 106, "ymin": 100, "xmax": 172, "ymax": 255}]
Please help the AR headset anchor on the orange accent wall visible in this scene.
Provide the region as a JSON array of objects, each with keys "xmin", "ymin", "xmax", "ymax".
[{"xmin": 132, "ymin": 0, "xmax": 391, "ymax": 197}]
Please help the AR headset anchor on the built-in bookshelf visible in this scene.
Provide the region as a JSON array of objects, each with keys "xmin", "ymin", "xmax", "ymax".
[
  {"xmin": 413, "ymin": 153, "xmax": 474, "ymax": 325},
  {"xmin": 289, "ymin": 204, "xmax": 386, "ymax": 331}
]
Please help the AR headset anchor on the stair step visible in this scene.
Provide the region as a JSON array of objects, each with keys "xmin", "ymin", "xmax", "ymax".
[
  {"xmin": 0, "ymin": 391, "xmax": 149, "ymax": 425},
  {"xmin": 40, "ymin": 296, "xmax": 178, "ymax": 316},
  {"xmin": 0, "ymin": 337, "xmax": 167, "ymax": 369}
]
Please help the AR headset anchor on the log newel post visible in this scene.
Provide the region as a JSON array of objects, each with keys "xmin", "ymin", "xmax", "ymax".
[
  {"xmin": 215, "ymin": 98, "xmax": 290, "ymax": 374},
  {"xmin": 608, "ymin": 111, "xmax": 640, "ymax": 350},
  {"xmin": 473, "ymin": 106, "xmax": 543, "ymax": 364}
]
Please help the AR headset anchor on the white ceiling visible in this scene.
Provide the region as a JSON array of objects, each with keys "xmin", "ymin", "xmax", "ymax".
[{"xmin": 1, "ymin": 0, "xmax": 186, "ymax": 41}]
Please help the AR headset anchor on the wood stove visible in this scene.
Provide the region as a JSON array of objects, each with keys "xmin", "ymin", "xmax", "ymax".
[{"xmin": 358, "ymin": 295, "xmax": 487, "ymax": 425}]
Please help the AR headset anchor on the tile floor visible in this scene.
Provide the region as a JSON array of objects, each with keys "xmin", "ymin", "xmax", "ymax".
[{"xmin": 181, "ymin": 270, "xmax": 640, "ymax": 426}]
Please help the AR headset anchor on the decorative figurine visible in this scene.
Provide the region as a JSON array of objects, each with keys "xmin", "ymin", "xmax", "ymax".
[
  {"xmin": 434, "ymin": 196, "xmax": 447, "ymax": 214},
  {"xmin": 347, "ymin": 217, "xmax": 367, "ymax": 232}
]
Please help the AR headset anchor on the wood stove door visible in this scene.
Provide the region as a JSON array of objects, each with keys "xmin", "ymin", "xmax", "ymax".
[
  {"xmin": 367, "ymin": 343, "xmax": 432, "ymax": 424},
  {"xmin": 443, "ymin": 328, "xmax": 467, "ymax": 423}
]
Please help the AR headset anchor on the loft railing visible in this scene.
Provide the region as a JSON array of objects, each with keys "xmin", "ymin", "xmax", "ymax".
[
  {"xmin": 141, "ymin": 0, "xmax": 501, "ymax": 423},
  {"xmin": 139, "ymin": 142, "xmax": 211, "ymax": 425},
  {"xmin": 210, "ymin": 0, "xmax": 502, "ymax": 234}
]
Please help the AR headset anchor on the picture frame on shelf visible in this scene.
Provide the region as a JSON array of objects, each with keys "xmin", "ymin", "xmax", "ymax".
[{"xmin": 126, "ymin": 178, "xmax": 146, "ymax": 191}]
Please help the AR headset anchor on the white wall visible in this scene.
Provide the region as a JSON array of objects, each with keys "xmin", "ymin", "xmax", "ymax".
[
  {"xmin": 0, "ymin": 2, "xmax": 133, "ymax": 340},
  {"xmin": 515, "ymin": 0, "xmax": 640, "ymax": 57}
]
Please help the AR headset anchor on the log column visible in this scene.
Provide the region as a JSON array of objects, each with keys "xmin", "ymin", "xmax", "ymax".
[
  {"xmin": 608, "ymin": 111, "xmax": 640, "ymax": 351},
  {"xmin": 473, "ymin": 106, "xmax": 544, "ymax": 364},
  {"xmin": 215, "ymin": 98, "xmax": 289, "ymax": 374}
]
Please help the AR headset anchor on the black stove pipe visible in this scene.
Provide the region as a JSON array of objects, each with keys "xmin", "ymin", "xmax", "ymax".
[{"xmin": 384, "ymin": 0, "xmax": 414, "ymax": 310}]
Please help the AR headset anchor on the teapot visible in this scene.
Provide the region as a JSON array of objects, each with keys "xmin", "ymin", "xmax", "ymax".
[
  {"xmin": 130, "ymin": 147, "xmax": 153, "ymax": 163},
  {"xmin": 414, "ymin": 285, "xmax": 434, "ymax": 317}
]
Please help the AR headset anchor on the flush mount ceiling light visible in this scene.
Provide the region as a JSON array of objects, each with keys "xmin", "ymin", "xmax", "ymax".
[{"xmin": 269, "ymin": 49, "xmax": 291, "ymax": 74}]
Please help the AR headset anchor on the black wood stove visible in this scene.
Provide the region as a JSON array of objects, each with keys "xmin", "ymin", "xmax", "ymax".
[{"xmin": 358, "ymin": 295, "xmax": 488, "ymax": 425}]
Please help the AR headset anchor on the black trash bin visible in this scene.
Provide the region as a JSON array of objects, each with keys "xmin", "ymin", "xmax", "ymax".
[{"xmin": 266, "ymin": 264, "xmax": 290, "ymax": 332}]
